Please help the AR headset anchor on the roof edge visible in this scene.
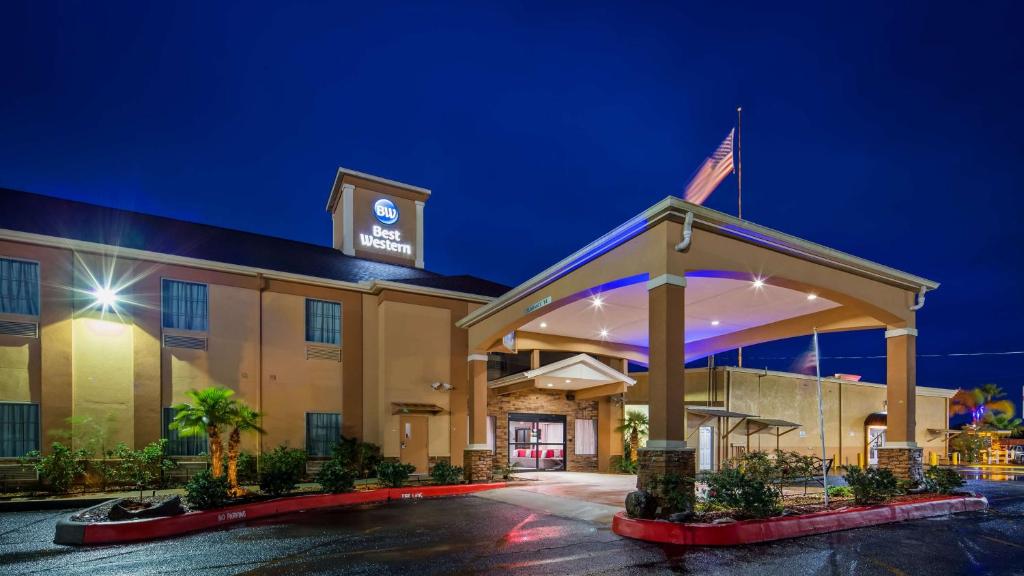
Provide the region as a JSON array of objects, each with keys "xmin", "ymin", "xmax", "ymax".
[{"xmin": 326, "ymin": 167, "xmax": 432, "ymax": 213}]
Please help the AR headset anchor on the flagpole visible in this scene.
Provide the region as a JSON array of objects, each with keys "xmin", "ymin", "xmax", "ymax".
[
  {"xmin": 736, "ymin": 106, "xmax": 744, "ymax": 368},
  {"xmin": 736, "ymin": 106, "xmax": 742, "ymax": 219},
  {"xmin": 813, "ymin": 328, "xmax": 829, "ymax": 507}
]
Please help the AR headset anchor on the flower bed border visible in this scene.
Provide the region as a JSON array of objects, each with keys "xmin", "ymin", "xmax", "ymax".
[
  {"xmin": 55, "ymin": 482, "xmax": 507, "ymax": 546},
  {"xmin": 612, "ymin": 493, "xmax": 988, "ymax": 546}
]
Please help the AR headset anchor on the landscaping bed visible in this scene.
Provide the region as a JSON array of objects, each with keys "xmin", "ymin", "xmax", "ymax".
[
  {"xmin": 55, "ymin": 482, "xmax": 507, "ymax": 545},
  {"xmin": 613, "ymin": 492, "xmax": 988, "ymax": 546}
]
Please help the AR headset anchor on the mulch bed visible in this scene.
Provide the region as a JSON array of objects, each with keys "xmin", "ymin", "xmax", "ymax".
[{"xmin": 693, "ymin": 492, "xmax": 958, "ymax": 523}]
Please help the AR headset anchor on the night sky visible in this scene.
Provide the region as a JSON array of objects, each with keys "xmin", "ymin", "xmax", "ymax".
[{"xmin": 2, "ymin": 2, "xmax": 1022, "ymax": 422}]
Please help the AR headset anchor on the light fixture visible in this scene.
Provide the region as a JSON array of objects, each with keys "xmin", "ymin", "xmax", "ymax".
[
  {"xmin": 807, "ymin": 293, "xmax": 818, "ymax": 301},
  {"xmin": 752, "ymin": 278, "xmax": 765, "ymax": 289},
  {"xmin": 565, "ymin": 379, "xmax": 572, "ymax": 384},
  {"xmin": 711, "ymin": 320, "xmax": 720, "ymax": 326},
  {"xmin": 91, "ymin": 287, "xmax": 120, "ymax": 309},
  {"xmin": 546, "ymin": 383, "xmax": 554, "ymax": 387},
  {"xmin": 591, "ymin": 296, "xmax": 604, "ymax": 308},
  {"xmin": 539, "ymin": 322, "xmax": 548, "ymax": 329},
  {"xmin": 599, "ymin": 328, "xmax": 609, "ymax": 339}
]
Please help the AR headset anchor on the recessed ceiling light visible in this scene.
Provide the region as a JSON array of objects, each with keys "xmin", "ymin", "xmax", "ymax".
[
  {"xmin": 807, "ymin": 293, "xmax": 818, "ymax": 301},
  {"xmin": 599, "ymin": 328, "xmax": 609, "ymax": 338},
  {"xmin": 539, "ymin": 322, "xmax": 548, "ymax": 328},
  {"xmin": 565, "ymin": 379, "xmax": 572, "ymax": 384},
  {"xmin": 546, "ymin": 383, "xmax": 554, "ymax": 387},
  {"xmin": 711, "ymin": 320, "xmax": 720, "ymax": 326},
  {"xmin": 752, "ymin": 279, "xmax": 765, "ymax": 289},
  {"xmin": 591, "ymin": 296, "xmax": 604, "ymax": 308}
]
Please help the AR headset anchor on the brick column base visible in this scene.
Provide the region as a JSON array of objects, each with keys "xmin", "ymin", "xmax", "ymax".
[
  {"xmin": 464, "ymin": 449, "xmax": 493, "ymax": 483},
  {"xmin": 877, "ymin": 447, "xmax": 924, "ymax": 484},
  {"xmin": 636, "ymin": 447, "xmax": 696, "ymax": 514}
]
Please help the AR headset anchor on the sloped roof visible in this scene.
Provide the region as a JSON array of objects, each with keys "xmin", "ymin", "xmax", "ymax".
[{"xmin": 0, "ymin": 187, "xmax": 509, "ymax": 298}]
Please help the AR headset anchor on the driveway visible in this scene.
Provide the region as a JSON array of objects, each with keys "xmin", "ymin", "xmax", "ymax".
[{"xmin": 476, "ymin": 472, "xmax": 634, "ymax": 524}]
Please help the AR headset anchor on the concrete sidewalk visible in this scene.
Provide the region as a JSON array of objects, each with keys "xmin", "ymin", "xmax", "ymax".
[{"xmin": 476, "ymin": 472, "xmax": 633, "ymax": 525}]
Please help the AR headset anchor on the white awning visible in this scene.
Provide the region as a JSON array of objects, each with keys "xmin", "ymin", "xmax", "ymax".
[{"xmin": 489, "ymin": 353, "xmax": 635, "ymax": 394}]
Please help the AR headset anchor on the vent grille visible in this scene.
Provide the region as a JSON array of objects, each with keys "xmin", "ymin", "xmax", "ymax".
[
  {"xmin": 163, "ymin": 334, "xmax": 207, "ymax": 350},
  {"xmin": 0, "ymin": 320, "xmax": 38, "ymax": 338},
  {"xmin": 306, "ymin": 344, "xmax": 341, "ymax": 362}
]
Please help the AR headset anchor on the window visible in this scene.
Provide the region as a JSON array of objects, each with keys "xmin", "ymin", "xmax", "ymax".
[
  {"xmin": 306, "ymin": 412, "xmax": 341, "ymax": 456},
  {"xmin": 305, "ymin": 299, "xmax": 342, "ymax": 345},
  {"xmin": 162, "ymin": 407, "xmax": 207, "ymax": 456},
  {"xmin": 0, "ymin": 258, "xmax": 39, "ymax": 316},
  {"xmin": 162, "ymin": 279, "xmax": 208, "ymax": 331},
  {"xmin": 0, "ymin": 402, "xmax": 39, "ymax": 457},
  {"xmin": 574, "ymin": 418, "xmax": 597, "ymax": 455}
]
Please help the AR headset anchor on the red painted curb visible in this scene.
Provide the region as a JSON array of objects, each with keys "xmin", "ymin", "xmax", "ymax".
[
  {"xmin": 72, "ymin": 482, "xmax": 506, "ymax": 545},
  {"xmin": 612, "ymin": 494, "xmax": 988, "ymax": 546}
]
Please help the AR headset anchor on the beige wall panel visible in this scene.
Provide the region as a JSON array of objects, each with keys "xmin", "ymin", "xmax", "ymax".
[
  {"xmin": 261, "ymin": 291, "xmax": 343, "ymax": 451},
  {"xmin": 169, "ymin": 351, "xmax": 210, "ymax": 403},
  {"xmin": 837, "ymin": 383, "xmax": 885, "ymax": 466},
  {"xmin": 72, "ymin": 317, "xmax": 134, "ymax": 449},
  {"xmin": 916, "ymin": 395, "xmax": 948, "ymax": 461},
  {"xmin": 362, "ymin": 294, "xmax": 381, "ymax": 445},
  {"xmin": 378, "ymin": 301, "xmax": 451, "ymax": 458},
  {"xmin": 0, "ymin": 342, "xmax": 31, "ymax": 402},
  {"xmin": 208, "ymin": 285, "xmax": 260, "ymax": 411}
]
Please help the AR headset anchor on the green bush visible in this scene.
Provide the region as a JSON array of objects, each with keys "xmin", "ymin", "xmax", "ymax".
[
  {"xmin": 236, "ymin": 452, "xmax": 258, "ymax": 485},
  {"xmin": 429, "ymin": 461, "xmax": 463, "ymax": 485},
  {"xmin": 610, "ymin": 455, "xmax": 638, "ymax": 474},
  {"xmin": 923, "ymin": 466, "xmax": 965, "ymax": 494},
  {"xmin": 22, "ymin": 442, "xmax": 89, "ymax": 493},
  {"xmin": 105, "ymin": 439, "xmax": 177, "ymax": 496},
  {"xmin": 330, "ymin": 436, "xmax": 383, "ymax": 479},
  {"xmin": 376, "ymin": 460, "xmax": 416, "ymax": 488},
  {"xmin": 316, "ymin": 458, "xmax": 357, "ymax": 493},
  {"xmin": 827, "ymin": 485, "xmax": 854, "ymax": 498},
  {"xmin": 841, "ymin": 466, "xmax": 901, "ymax": 505},
  {"xmin": 654, "ymin": 473, "xmax": 695, "ymax": 515},
  {"xmin": 259, "ymin": 446, "xmax": 308, "ymax": 497},
  {"xmin": 185, "ymin": 470, "xmax": 230, "ymax": 509},
  {"xmin": 950, "ymin": 433, "xmax": 991, "ymax": 464},
  {"xmin": 704, "ymin": 465, "xmax": 782, "ymax": 519},
  {"xmin": 498, "ymin": 462, "xmax": 517, "ymax": 480}
]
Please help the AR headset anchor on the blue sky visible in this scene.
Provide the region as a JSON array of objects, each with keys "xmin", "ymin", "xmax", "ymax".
[{"xmin": 1, "ymin": 1, "xmax": 1022, "ymax": 420}]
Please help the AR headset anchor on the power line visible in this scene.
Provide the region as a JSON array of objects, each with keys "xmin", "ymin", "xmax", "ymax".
[{"xmin": 727, "ymin": 350, "xmax": 1024, "ymax": 361}]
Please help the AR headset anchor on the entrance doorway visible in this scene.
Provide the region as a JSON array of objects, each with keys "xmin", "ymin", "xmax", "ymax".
[
  {"xmin": 698, "ymin": 426, "xmax": 714, "ymax": 471},
  {"xmin": 867, "ymin": 426, "xmax": 886, "ymax": 466},
  {"xmin": 508, "ymin": 413, "xmax": 566, "ymax": 471},
  {"xmin": 399, "ymin": 415, "xmax": 429, "ymax": 473}
]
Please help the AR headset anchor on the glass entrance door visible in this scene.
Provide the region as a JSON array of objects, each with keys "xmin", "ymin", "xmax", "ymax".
[
  {"xmin": 508, "ymin": 413, "xmax": 566, "ymax": 471},
  {"xmin": 867, "ymin": 426, "xmax": 886, "ymax": 466}
]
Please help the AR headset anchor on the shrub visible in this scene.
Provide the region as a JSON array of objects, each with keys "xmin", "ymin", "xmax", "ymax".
[
  {"xmin": 317, "ymin": 458, "xmax": 357, "ymax": 493},
  {"xmin": 498, "ymin": 462, "xmax": 517, "ymax": 480},
  {"xmin": 22, "ymin": 442, "xmax": 89, "ymax": 493},
  {"xmin": 429, "ymin": 461, "xmax": 463, "ymax": 485},
  {"xmin": 106, "ymin": 439, "xmax": 177, "ymax": 496},
  {"xmin": 827, "ymin": 485, "xmax": 854, "ymax": 498},
  {"xmin": 841, "ymin": 466, "xmax": 901, "ymax": 505},
  {"xmin": 236, "ymin": 452, "xmax": 258, "ymax": 485},
  {"xmin": 704, "ymin": 465, "xmax": 782, "ymax": 519},
  {"xmin": 610, "ymin": 455, "xmax": 638, "ymax": 474},
  {"xmin": 185, "ymin": 470, "xmax": 230, "ymax": 509},
  {"xmin": 330, "ymin": 436, "xmax": 383, "ymax": 479},
  {"xmin": 654, "ymin": 473, "xmax": 694, "ymax": 515},
  {"xmin": 377, "ymin": 460, "xmax": 416, "ymax": 488},
  {"xmin": 950, "ymin": 433, "xmax": 991, "ymax": 464},
  {"xmin": 923, "ymin": 466, "xmax": 965, "ymax": 494},
  {"xmin": 259, "ymin": 446, "xmax": 307, "ymax": 497}
]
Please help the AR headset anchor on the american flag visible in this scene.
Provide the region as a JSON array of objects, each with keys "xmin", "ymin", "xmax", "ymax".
[{"xmin": 683, "ymin": 129, "xmax": 735, "ymax": 205}]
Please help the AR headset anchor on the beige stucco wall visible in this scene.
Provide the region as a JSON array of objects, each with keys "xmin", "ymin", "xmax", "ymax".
[
  {"xmin": 0, "ymin": 341, "xmax": 31, "ymax": 402},
  {"xmin": 261, "ymin": 291, "xmax": 344, "ymax": 452},
  {"xmin": 627, "ymin": 367, "xmax": 950, "ymax": 468},
  {"xmin": 376, "ymin": 300, "xmax": 451, "ymax": 458},
  {"xmin": 72, "ymin": 316, "xmax": 135, "ymax": 449}
]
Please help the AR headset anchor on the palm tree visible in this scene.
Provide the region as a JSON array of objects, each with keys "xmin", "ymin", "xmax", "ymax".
[
  {"xmin": 950, "ymin": 385, "xmax": 1016, "ymax": 427},
  {"xmin": 983, "ymin": 412, "xmax": 1022, "ymax": 431},
  {"xmin": 226, "ymin": 404, "xmax": 264, "ymax": 496},
  {"xmin": 616, "ymin": 410, "xmax": 649, "ymax": 463},
  {"xmin": 170, "ymin": 387, "xmax": 237, "ymax": 478}
]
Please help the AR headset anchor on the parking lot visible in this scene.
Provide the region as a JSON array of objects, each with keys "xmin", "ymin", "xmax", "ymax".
[{"xmin": 2, "ymin": 478, "xmax": 1023, "ymax": 575}]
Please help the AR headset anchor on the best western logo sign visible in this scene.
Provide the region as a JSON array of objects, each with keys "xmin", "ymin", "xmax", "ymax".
[{"xmin": 361, "ymin": 198, "xmax": 412, "ymax": 256}]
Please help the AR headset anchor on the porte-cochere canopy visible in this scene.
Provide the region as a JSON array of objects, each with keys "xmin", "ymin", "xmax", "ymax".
[{"xmin": 458, "ymin": 196, "xmax": 938, "ymax": 484}]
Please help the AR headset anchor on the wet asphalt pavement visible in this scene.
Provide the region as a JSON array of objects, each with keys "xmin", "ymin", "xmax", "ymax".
[{"xmin": 2, "ymin": 479, "xmax": 1023, "ymax": 575}]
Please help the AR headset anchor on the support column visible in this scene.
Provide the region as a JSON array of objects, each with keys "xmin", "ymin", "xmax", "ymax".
[
  {"xmin": 878, "ymin": 327, "xmax": 922, "ymax": 483},
  {"xmin": 341, "ymin": 183, "xmax": 355, "ymax": 256},
  {"xmin": 464, "ymin": 354, "xmax": 493, "ymax": 482},
  {"xmin": 637, "ymin": 274, "xmax": 695, "ymax": 513}
]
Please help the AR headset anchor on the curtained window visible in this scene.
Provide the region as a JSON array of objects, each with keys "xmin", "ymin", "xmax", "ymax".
[
  {"xmin": 306, "ymin": 412, "xmax": 342, "ymax": 456},
  {"xmin": 574, "ymin": 418, "xmax": 597, "ymax": 455},
  {"xmin": 162, "ymin": 279, "xmax": 208, "ymax": 331},
  {"xmin": 0, "ymin": 258, "xmax": 40, "ymax": 316},
  {"xmin": 305, "ymin": 299, "xmax": 342, "ymax": 345},
  {"xmin": 162, "ymin": 407, "xmax": 207, "ymax": 456},
  {"xmin": 0, "ymin": 402, "xmax": 39, "ymax": 457}
]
